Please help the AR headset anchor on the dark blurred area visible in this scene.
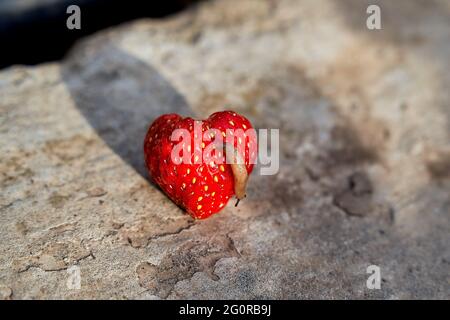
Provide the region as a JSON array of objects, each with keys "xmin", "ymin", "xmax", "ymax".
[{"xmin": 0, "ymin": 0, "xmax": 200, "ymax": 69}]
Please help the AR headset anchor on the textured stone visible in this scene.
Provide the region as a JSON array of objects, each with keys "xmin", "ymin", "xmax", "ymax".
[{"xmin": 0, "ymin": 0, "xmax": 449, "ymax": 299}]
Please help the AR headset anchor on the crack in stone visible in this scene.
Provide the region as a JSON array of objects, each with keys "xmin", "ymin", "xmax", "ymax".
[
  {"xmin": 146, "ymin": 221, "xmax": 196, "ymax": 242},
  {"xmin": 136, "ymin": 233, "xmax": 240, "ymax": 298},
  {"xmin": 13, "ymin": 242, "xmax": 93, "ymax": 273},
  {"xmin": 120, "ymin": 216, "xmax": 196, "ymax": 248}
]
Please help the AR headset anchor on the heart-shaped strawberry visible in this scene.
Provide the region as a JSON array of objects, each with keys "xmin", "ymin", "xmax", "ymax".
[{"xmin": 144, "ymin": 110, "xmax": 257, "ymax": 219}]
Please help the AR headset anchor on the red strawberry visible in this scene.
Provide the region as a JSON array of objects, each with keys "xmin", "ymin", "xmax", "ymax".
[{"xmin": 144, "ymin": 110, "xmax": 257, "ymax": 219}]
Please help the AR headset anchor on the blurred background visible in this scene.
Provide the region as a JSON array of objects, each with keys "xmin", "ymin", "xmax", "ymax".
[{"xmin": 0, "ymin": 0, "xmax": 202, "ymax": 68}]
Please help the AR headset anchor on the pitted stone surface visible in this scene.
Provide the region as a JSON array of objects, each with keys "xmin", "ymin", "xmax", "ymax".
[{"xmin": 0, "ymin": 0, "xmax": 449, "ymax": 299}]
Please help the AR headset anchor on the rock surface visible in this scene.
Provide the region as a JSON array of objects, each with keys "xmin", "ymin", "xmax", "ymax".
[{"xmin": 1, "ymin": 0, "xmax": 449, "ymax": 299}]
